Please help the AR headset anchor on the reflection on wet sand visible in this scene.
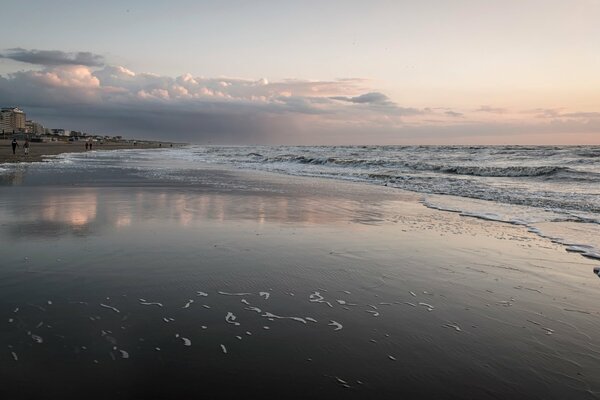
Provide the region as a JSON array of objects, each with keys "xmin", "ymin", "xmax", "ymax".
[{"xmin": 0, "ymin": 187, "xmax": 389, "ymax": 239}]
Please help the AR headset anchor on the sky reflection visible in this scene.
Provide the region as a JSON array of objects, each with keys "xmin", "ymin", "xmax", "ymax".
[{"xmin": 0, "ymin": 186, "xmax": 389, "ymax": 240}]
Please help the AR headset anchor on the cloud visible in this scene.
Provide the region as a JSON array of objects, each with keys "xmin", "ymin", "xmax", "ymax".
[
  {"xmin": 476, "ymin": 105, "xmax": 507, "ymax": 114},
  {"xmin": 533, "ymin": 109, "xmax": 600, "ymax": 120},
  {"xmin": 557, "ymin": 112, "xmax": 600, "ymax": 119},
  {"xmin": 0, "ymin": 48, "xmax": 105, "ymax": 67},
  {"xmin": 331, "ymin": 92, "xmax": 392, "ymax": 104},
  {"xmin": 329, "ymin": 92, "xmax": 423, "ymax": 116},
  {"xmin": 0, "ymin": 59, "xmax": 598, "ymax": 144},
  {"xmin": 1, "ymin": 63, "xmax": 431, "ymax": 142}
]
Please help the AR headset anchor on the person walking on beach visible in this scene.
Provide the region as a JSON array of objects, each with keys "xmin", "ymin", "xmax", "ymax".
[
  {"xmin": 11, "ymin": 138, "xmax": 19, "ymax": 155},
  {"xmin": 23, "ymin": 139, "xmax": 29, "ymax": 156},
  {"xmin": 85, "ymin": 142, "xmax": 89, "ymax": 150}
]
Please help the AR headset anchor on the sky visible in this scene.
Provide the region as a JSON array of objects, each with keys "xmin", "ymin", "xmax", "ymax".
[{"xmin": 0, "ymin": 0, "xmax": 599, "ymax": 144}]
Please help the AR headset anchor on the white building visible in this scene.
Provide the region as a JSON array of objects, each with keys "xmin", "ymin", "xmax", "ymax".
[
  {"xmin": 25, "ymin": 120, "xmax": 45, "ymax": 135},
  {"xmin": 51, "ymin": 128, "xmax": 71, "ymax": 136}
]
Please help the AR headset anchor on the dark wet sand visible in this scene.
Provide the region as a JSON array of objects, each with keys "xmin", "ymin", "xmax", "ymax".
[
  {"xmin": 0, "ymin": 139, "xmax": 173, "ymax": 163},
  {"xmin": 0, "ymin": 168, "xmax": 599, "ymax": 399}
]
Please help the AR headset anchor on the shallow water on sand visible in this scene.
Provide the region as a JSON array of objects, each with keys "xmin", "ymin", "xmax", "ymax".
[{"xmin": 1, "ymin": 160, "xmax": 600, "ymax": 399}]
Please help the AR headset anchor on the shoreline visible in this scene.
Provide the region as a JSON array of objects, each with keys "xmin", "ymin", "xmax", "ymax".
[{"xmin": 0, "ymin": 138, "xmax": 182, "ymax": 164}]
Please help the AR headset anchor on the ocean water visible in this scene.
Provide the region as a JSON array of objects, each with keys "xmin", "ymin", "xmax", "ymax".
[{"xmin": 2, "ymin": 145, "xmax": 599, "ymax": 260}]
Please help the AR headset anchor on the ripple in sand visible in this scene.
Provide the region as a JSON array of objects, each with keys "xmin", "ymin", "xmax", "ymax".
[
  {"xmin": 218, "ymin": 291, "xmax": 251, "ymax": 296},
  {"xmin": 335, "ymin": 377, "xmax": 351, "ymax": 388},
  {"xmin": 30, "ymin": 334, "xmax": 44, "ymax": 343},
  {"xmin": 563, "ymin": 308, "xmax": 591, "ymax": 315},
  {"xmin": 175, "ymin": 334, "xmax": 191, "ymax": 346},
  {"xmin": 100, "ymin": 304, "xmax": 120, "ymax": 313},
  {"xmin": 139, "ymin": 299, "xmax": 163, "ymax": 307},
  {"xmin": 225, "ymin": 312, "xmax": 240, "ymax": 326},
  {"xmin": 443, "ymin": 323, "xmax": 462, "ymax": 332},
  {"xmin": 328, "ymin": 321, "xmax": 343, "ymax": 331},
  {"xmin": 365, "ymin": 310, "xmax": 380, "ymax": 317},
  {"xmin": 259, "ymin": 291, "xmax": 270, "ymax": 300},
  {"xmin": 261, "ymin": 312, "xmax": 307, "ymax": 324},
  {"xmin": 309, "ymin": 292, "xmax": 324, "ymax": 302}
]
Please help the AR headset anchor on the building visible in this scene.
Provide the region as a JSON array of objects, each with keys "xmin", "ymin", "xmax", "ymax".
[
  {"xmin": 51, "ymin": 128, "xmax": 71, "ymax": 137},
  {"xmin": 0, "ymin": 107, "xmax": 26, "ymax": 133},
  {"xmin": 25, "ymin": 120, "xmax": 45, "ymax": 135}
]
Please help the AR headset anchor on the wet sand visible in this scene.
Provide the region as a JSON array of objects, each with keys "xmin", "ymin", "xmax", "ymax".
[
  {"xmin": 1, "ymin": 167, "xmax": 599, "ymax": 399},
  {"xmin": 0, "ymin": 139, "xmax": 172, "ymax": 163}
]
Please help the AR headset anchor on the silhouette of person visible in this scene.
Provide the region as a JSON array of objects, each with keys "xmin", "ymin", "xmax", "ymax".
[
  {"xmin": 11, "ymin": 138, "xmax": 19, "ymax": 155},
  {"xmin": 23, "ymin": 139, "xmax": 29, "ymax": 156}
]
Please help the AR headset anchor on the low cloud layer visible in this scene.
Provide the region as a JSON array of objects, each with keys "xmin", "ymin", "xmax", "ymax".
[
  {"xmin": 0, "ymin": 48, "xmax": 105, "ymax": 67},
  {"xmin": 0, "ymin": 50, "xmax": 598, "ymax": 144},
  {"xmin": 0, "ymin": 62, "xmax": 435, "ymax": 143}
]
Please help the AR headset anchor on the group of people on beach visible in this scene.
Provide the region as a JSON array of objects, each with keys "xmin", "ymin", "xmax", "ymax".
[{"xmin": 11, "ymin": 138, "xmax": 29, "ymax": 156}]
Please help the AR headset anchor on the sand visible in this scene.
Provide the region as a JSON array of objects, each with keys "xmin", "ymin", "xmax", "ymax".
[
  {"xmin": 0, "ymin": 138, "xmax": 174, "ymax": 163},
  {"xmin": 1, "ymin": 162, "xmax": 599, "ymax": 399}
]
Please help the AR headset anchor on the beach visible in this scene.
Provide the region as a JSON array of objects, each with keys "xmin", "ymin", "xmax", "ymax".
[
  {"xmin": 0, "ymin": 139, "xmax": 171, "ymax": 164},
  {"xmin": 1, "ymin": 148, "xmax": 600, "ymax": 399}
]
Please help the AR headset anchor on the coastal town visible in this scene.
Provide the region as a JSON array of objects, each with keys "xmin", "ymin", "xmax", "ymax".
[{"xmin": 1, "ymin": 106, "xmax": 175, "ymax": 163}]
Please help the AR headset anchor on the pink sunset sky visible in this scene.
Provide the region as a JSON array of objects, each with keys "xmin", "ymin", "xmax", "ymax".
[{"xmin": 0, "ymin": 0, "xmax": 598, "ymax": 144}]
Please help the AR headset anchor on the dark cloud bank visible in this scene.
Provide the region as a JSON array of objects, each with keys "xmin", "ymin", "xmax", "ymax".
[{"xmin": 0, "ymin": 48, "xmax": 105, "ymax": 67}]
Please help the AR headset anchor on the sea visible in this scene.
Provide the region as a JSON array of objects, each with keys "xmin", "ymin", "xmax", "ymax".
[{"xmin": 2, "ymin": 145, "xmax": 599, "ymax": 260}]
